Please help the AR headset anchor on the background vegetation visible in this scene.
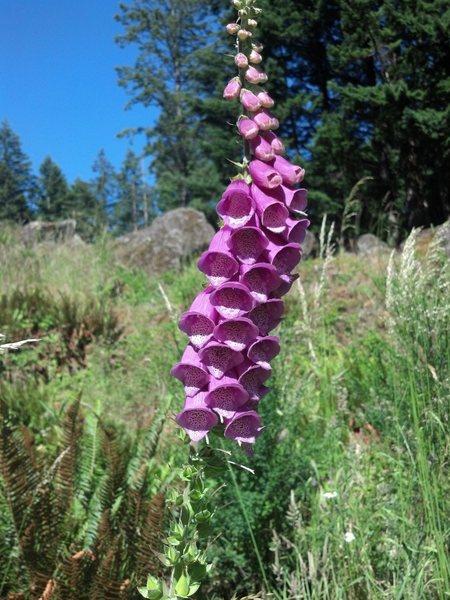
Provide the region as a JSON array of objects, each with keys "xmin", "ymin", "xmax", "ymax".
[
  {"xmin": 0, "ymin": 222, "xmax": 449, "ymax": 598},
  {"xmin": 1, "ymin": 0, "xmax": 449, "ymax": 598},
  {"xmin": 1, "ymin": 0, "xmax": 449, "ymax": 239}
]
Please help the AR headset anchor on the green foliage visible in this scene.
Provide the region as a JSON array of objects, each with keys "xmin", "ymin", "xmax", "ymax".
[
  {"xmin": 0, "ymin": 120, "xmax": 35, "ymax": 222},
  {"xmin": 115, "ymin": 0, "xmax": 228, "ymax": 218},
  {"xmin": 37, "ymin": 155, "xmax": 71, "ymax": 221},
  {"xmin": 0, "ymin": 394, "xmax": 168, "ymax": 599}
]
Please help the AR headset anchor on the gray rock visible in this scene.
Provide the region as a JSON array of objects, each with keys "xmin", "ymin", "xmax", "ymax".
[
  {"xmin": 302, "ymin": 230, "xmax": 317, "ymax": 258},
  {"xmin": 356, "ymin": 233, "xmax": 389, "ymax": 256},
  {"xmin": 22, "ymin": 219, "xmax": 77, "ymax": 244},
  {"xmin": 115, "ymin": 208, "xmax": 215, "ymax": 274}
]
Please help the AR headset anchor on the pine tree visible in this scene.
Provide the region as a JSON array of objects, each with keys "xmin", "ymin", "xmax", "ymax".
[
  {"xmin": 91, "ymin": 149, "xmax": 117, "ymax": 230},
  {"xmin": 0, "ymin": 121, "xmax": 35, "ymax": 223},
  {"xmin": 68, "ymin": 178, "xmax": 103, "ymax": 241},
  {"xmin": 37, "ymin": 156, "xmax": 70, "ymax": 221},
  {"xmin": 115, "ymin": 0, "xmax": 225, "ymax": 217},
  {"xmin": 113, "ymin": 149, "xmax": 149, "ymax": 234}
]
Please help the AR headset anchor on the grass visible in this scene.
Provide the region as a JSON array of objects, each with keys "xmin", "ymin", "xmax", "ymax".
[{"xmin": 0, "ymin": 224, "xmax": 449, "ymax": 599}]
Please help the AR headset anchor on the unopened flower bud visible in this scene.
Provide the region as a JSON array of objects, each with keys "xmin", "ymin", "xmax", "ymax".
[
  {"xmin": 238, "ymin": 29, "xmax": 252, "ymax": 41},
  {"xmin": 235, "ymin": 53, "xmax": 249, "ymax": 69},
  {"xmin": 257, "ymin": 90, "xmax": 274, "ymax": 108},
  {"xmin": 238, "ymin": 8, "xmax": 248, "ymax": 17},
  {"xmin": 247, "ymin": 19, "xmax": 258, "ymax": 28},
  {"xmin": 249, "ymin": 50, "xmax": 262, "ymax": 64},
  {"xmin": 253, "ymin": 109, "xmax": 279, "ymax": 131},
  {"xmin": 226, "ymin": 22, "xmax": 240, "ymax": 35},
  {"xmin": 233, "ymin": 0, "xmax": 242, "ymax": 7},
  {"xmin": 238, "ymin": 117, "xmax": 259, "ymax": 140},
  {"xmin": 245, "ymin": 66, "xmax": 266, "ymax": 84},
  {"xmin": 240, "ymin": 89, "xmax": 261, "ymax": 112},
  {"xmin": 223, "ymin": 77, "xmax": 242, "ymax": 100},
  {"xmin": 252, "ymin": 41, "xmax": 264, "ymax": 53}
]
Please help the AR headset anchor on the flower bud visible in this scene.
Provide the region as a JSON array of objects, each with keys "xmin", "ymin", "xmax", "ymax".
[
  {"xmin": 247, "ymin": 18, "xmax": 258, "ymax": 28},
  {"xmin": 233, "ymin": 0, "xmax": 243, "ymax": 7},
  {"xmin": 263, "ymin": 131, "xmax": 285, "ymax": 155},
  {"xmin": 250, "ymin": 135, "xmax": 275, "ymax": 162},
  {"xmin": 223, "ymin": 77, "xmax": 242, "ymax": 100},
  {"xmin": 252, "ymin": 41, "xmax": 264, "ymax": 53},
  {"xmin": 234, "ymin": 53, "xmax": 249, "ymax": 69},
  {"xmin": 238, "ymin": 117, "xmax": 259, "ymax": 140},
  {"xmin": 238, "ymin": 29, "xmax": 252, "ymax": 41},
  {"xmin": 226, "ymin": 22, "xmax": 240, "ymax": 35},
  {"xmin": 245, "ymin": 66, "xmax": 263, "ymax": 84},
  {"xmin": 253, "ymin": 109, "xmax": 279, "ymax": 131},
  {"xmin": 249, "ymin": 50, "xmax": 262, "ymax": 64},
  {"xmin": 240, "ymin": 89, "xmax": 261, "ymax": 112},
  {"xmin": 257, "ymin": 90, "xmax": 274, "ymax": 108}
]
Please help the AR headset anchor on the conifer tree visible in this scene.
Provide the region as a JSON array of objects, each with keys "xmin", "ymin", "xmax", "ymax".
[
  {"xmin": 37, "ymin": 156, "xmax": 70, "ymax": 221},
  {"xmin": 0, "ymin": 121, "xmax": 35, "ymax": 222},
  {"xmin": 69, "ymin": 178, "xmax": 102, "ymax": 241},
  {"xmin": 115, "ymin": 0, "xmax": 225, "ymax": 217},
  {"xmin": 91, "ymin": 149, "xmax": 117, "ymax": 229},
  {"xmin": 113, "ymin": 149, "xmax": 149, "ymax": 234}
]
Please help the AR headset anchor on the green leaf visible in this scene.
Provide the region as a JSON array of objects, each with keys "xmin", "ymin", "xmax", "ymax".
[{"xmin": 174, "ymin": 573, "xmax": 190, "ymax": 597}]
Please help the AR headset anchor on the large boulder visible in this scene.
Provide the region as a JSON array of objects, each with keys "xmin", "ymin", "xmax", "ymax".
[
  {"xmin": 22, "ymin": 219, "xmax": 77, "ymax": 244},
  {"xmin": 356, "ymin": 233, "xmax": 390, "ymax": 257},
  {"xmin": 115, "ymin": 208, "xmax": 215, "ymax": 275},
  {"xmin": 302, "ymin": 230, "xmax": 317, "ymax": 258}
]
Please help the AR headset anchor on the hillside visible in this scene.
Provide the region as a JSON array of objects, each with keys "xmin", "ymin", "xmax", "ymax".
[{"xmin": 0, "ymin": 224, "xmax": 449, "ymax": 599}]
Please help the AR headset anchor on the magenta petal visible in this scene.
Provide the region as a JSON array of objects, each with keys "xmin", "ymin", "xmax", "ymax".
[
  {"xmin": 248, "ymin": 336, "xmax": 280, "ymax": 369},
  {"xmin": 251, "ymin": 184, "xmax": 288, "ymax": 234},
  {"xmin": 237, "ymin": 359, "xmax": 272, "ymax": 400},
  {"xmin": 240, "ymin": 89, "xmax": 261, "ymax": 112},
  {"xmin": 253, "ymin": 110, "xmax": 278, "ymax": 131},
  {"xmin": 240, "ymin": 263, "xmax": 281, "ymax": 302},
  {"xmin": 250, "ymin": 135, "xmax": 275, "ymax": 162},
  {"xmin": 285, "ymin": 217, "xmax": 310, "ymax": 244},
  {"xmin": 267, "ymin": 240, "xmax": 302, "ymax": 275},
  {"xmin": 217, "ymin": 180, "xmax": 255, "ymax": 229},
  {"xmin": 263, "ymin": 131, "xmax": 285, "ymax": 155},
  {"xmin": 227, "ymin": 226, "xmax": 269, "ymax": 264},
  {"xmin": 213, "ymin": 317, "xmax": 259, "ymax": 351},
  {"xmin": 205, "ymin": 374, "xmax": 249, "ymax": 419},
  {"xmin": 198, "ymin": 229, "xmax": 239, "ymax": 286},
  {"xmin": 198, "ymin": 341, "xmax": 244, "ymax": 379},
  {"xmin": 282, "ymin": 186, "xmax": 308, "ymax": 213},
  {"xmin": 247, "ymin": 298, "xmax": 284, "ymax": 335},
  {"xmin": 178, "ymin": 289, "xmax": 218, "ymax": 348},
  {"xmin": 224, "ymin": 409, "xmax": 263, "ymax": 443},
  {"xmin": 171, "ymin": 345, "xmax": 210, "ymax": 396},
  {"xmin": 209, "ymin": 282, "xmax": 254, "ymax": 318},
  {"xmin": 272, "ymin": 273, "xmax": 299, "ymax": 298},
  {"xmin": 238, "ymin": 117, "xmax": 259, "ymax": 140},
  {"xmin": 249, "ymin": 160, "xmax": 282, "ymax": 190},
  {"xmin": 176, "ymin": 392, "xmax": 218, "ymax": 442},
  {"xmin": 271, "ymin": 155, "xmax": 305, "ymax": 186}
]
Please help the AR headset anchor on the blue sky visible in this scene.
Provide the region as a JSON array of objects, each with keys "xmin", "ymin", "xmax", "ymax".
[{"xmin": 0, "ymin": 0, "xmax": 158, "ymax": 183}]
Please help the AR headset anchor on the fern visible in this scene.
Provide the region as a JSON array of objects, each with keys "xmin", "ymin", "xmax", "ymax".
[{"xmin": 0, "ymin": 396, "xmax": 168, "ymax": 599}]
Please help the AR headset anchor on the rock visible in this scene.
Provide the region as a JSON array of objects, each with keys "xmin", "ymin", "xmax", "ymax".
[
  {"xmin": 22, "ymin": 219, "xmax": 77, "ymax": 244},
  {"xmin": 302, "ymin": 230, "xmax": 317, "ymax": 258},
  {"xmin": 115, "ymin": 208, "xmax": 215, "ymax": 275},
  {"xmin": 356, "ymin": 233, "xmax": 390, "ymax": 256},
  {"xmin": 415, "ymin": 219, "xmax": 450, "ymax": 258}
]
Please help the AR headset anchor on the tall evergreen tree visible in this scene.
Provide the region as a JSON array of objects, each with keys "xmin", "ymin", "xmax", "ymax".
[
  {"xmin": 91, "ymin": 149, "xmax": 117, "ymax": 229},
  {"xmin": 69, "ymin": 178, "xmax": 103, "ymax": 241},
  {"xmin": 37, "ymin": 156, "xmax": 70, "ymax": 221},
  {"xmin": 0, "ymin": 121, "xmax": 35, "ymax": 222},
  {"xmin": 115, "ymin": 0, "xmax": 225, "ymax": 217},
  {"xmin": 113, "ymin": 149, "xmax": 149, "ymax": 234}
]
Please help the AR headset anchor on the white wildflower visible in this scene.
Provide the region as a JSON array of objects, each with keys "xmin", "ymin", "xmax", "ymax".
[{"xmin": 344, "ymin": 531, "xmax": 356, "ymax": 543}]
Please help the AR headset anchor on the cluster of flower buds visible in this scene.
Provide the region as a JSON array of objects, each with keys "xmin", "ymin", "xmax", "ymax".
[{"xmin": 172, "ymin": 0, "xmax": 309, "ymax": 450}]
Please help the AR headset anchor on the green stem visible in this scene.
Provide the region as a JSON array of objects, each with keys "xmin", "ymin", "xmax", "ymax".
[{"xmin": 222, "ymin": 442, "xmax": 271, "ymax": 593}]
